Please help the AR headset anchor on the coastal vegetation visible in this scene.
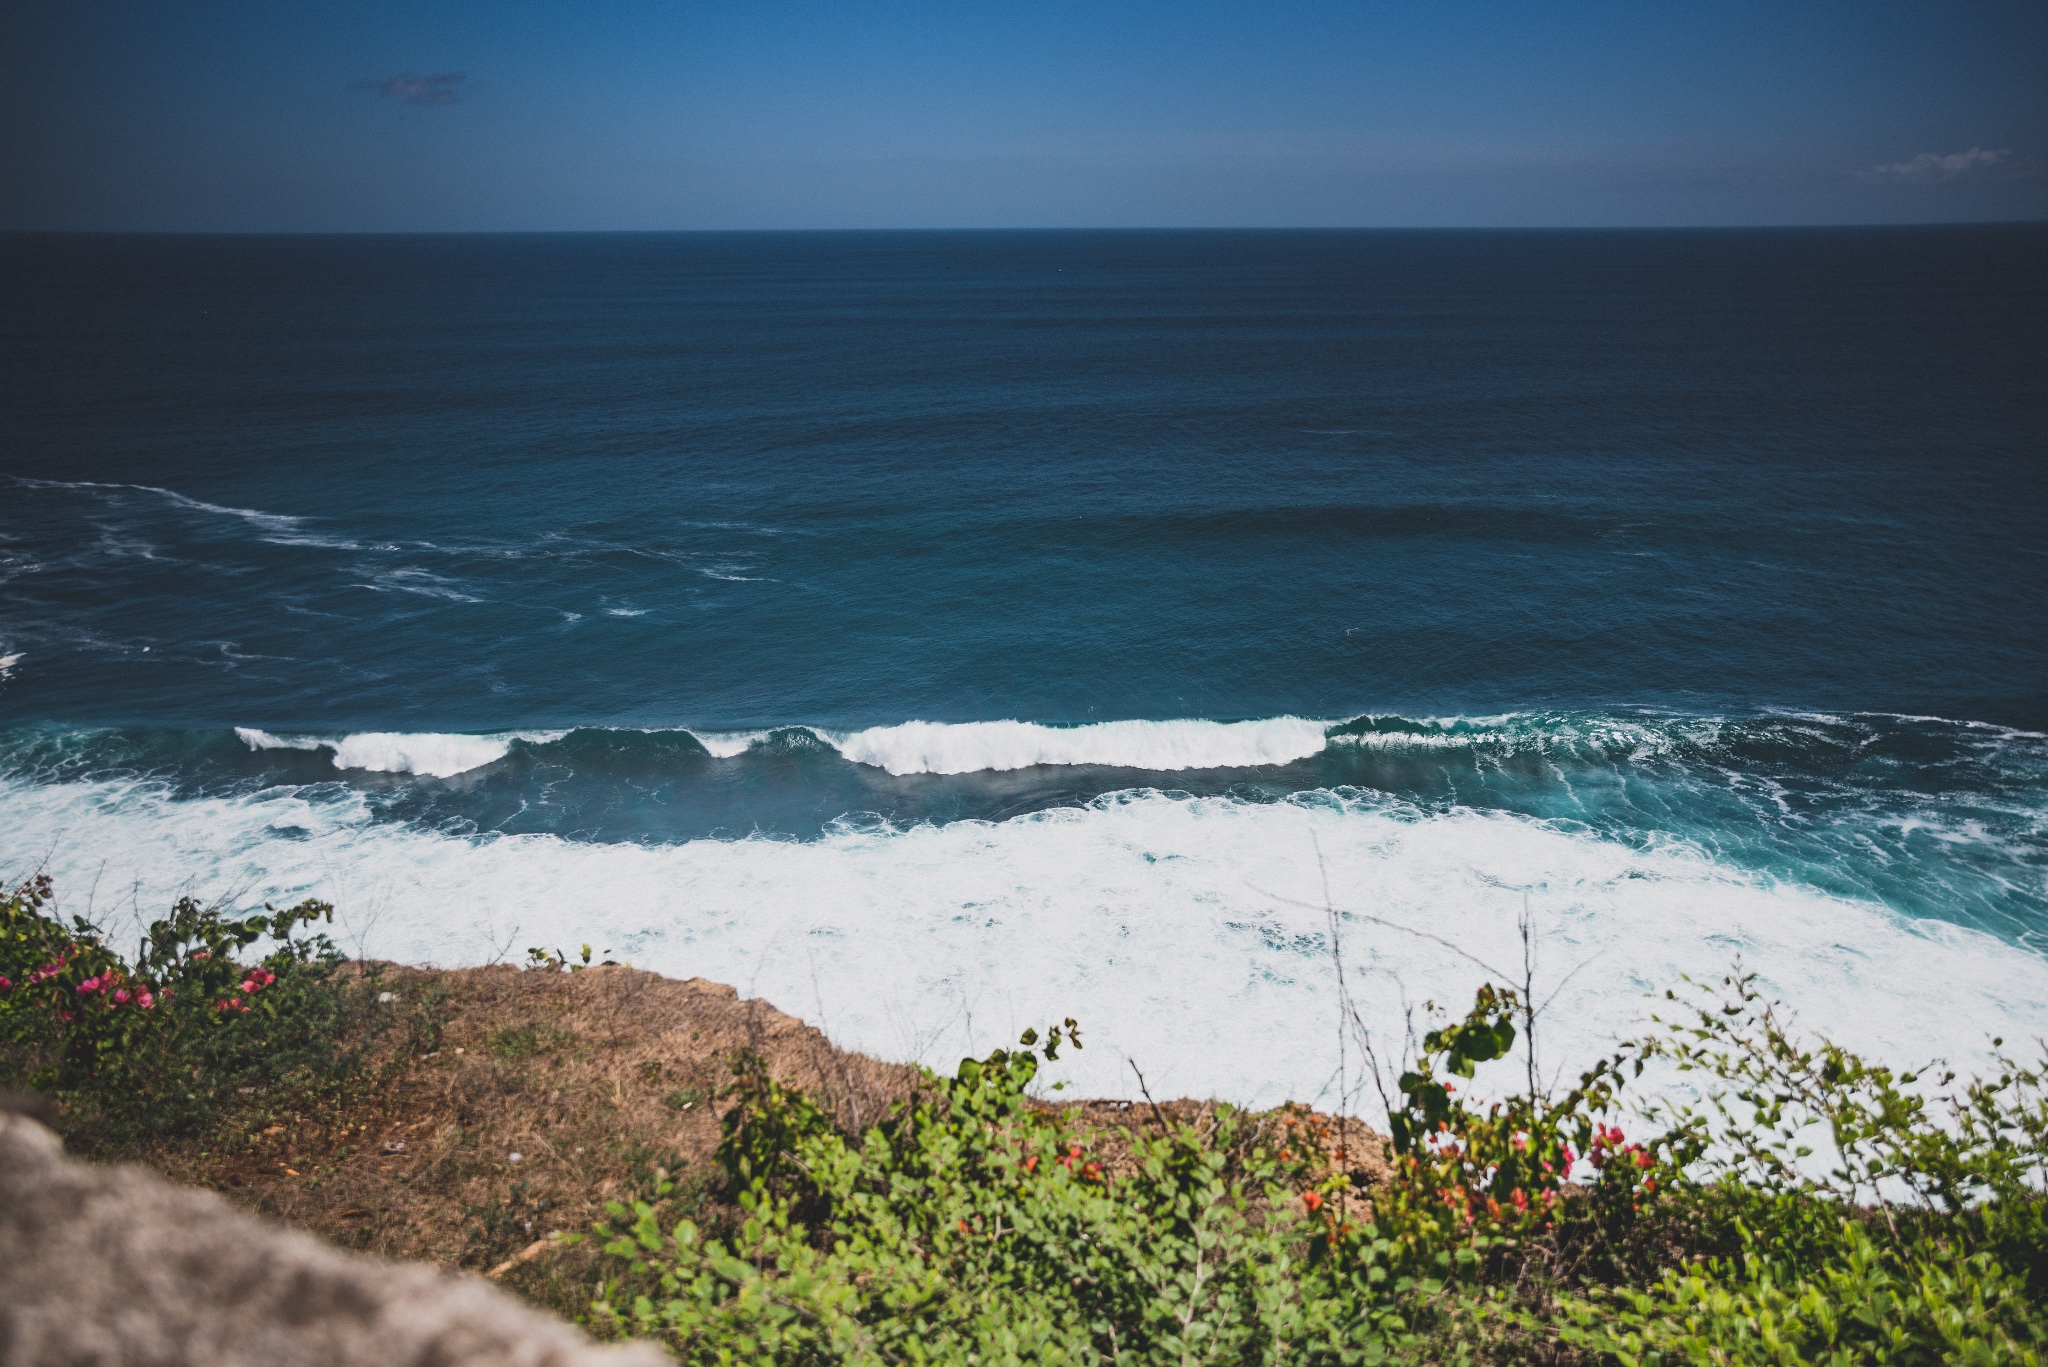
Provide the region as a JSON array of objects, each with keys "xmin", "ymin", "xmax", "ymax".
[{"xmin": 4, "ymin": 869, "xmax": 2046, "ymax": 1363}]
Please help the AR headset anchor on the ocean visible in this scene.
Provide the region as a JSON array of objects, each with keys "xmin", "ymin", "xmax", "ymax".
[{"xmin": 3, "ymin": 226, "xmax": 2045, "ymax": 1107}]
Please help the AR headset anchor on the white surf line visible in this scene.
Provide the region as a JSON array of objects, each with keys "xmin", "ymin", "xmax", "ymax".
[{"xmin": 824, "ymin": 716, "xmax": 1336, "ymax": 775}]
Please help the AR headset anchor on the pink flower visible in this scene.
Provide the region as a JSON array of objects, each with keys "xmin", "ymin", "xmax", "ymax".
[
  {"xmin": 113, "ymin": 989, "xmax": 132, "ymax": 1005},
  {"xmin": 137, "ymin": 991, "xmax": 155, "ymax": 1010},
  {"xmin": 1511, "ymin": 1188, "xmax": 1529, "ymax": 1212},
  {"xmin": 0, "ymin": 975, "xmax": 12, "ymax": 993},
  {"xmin": 78, "ymin": 977, "xmax": 100, "ymax": 995}
]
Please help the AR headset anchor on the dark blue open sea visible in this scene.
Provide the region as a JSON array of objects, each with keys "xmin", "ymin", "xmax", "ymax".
[{"xmin": 3, "ymin": 227, "xmax": 2045, "ymax": 1103}]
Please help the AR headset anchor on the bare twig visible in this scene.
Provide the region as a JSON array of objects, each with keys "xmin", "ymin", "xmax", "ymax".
[
  {"xmin": 1128, "ymin": 1058, "xmax": 1170, "ymax": 1134},
  {"xmin": 1246, "ymin": 883, "xmax": 1518, "ymax": 984},
  {"xmin": 1311, "ymin": 833, "xmax": 1351, "ymax": 1171}
]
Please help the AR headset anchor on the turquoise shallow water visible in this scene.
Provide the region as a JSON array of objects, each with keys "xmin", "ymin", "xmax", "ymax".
[{"xmin": 2, "ymin": 227, "xmax": 2044, "ymax": 1103}]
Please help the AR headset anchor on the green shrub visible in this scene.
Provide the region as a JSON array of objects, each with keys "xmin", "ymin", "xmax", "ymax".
[
  {"xmin": 1541, "ymin": 969, "xmax": 2048, "ymax": 1365},
  {"xmin": 585, "ymin": 967, "xmax": 2048, "ymax": 1365},
  {"xmin": 587, "ymin": 1028, "xmax": 1413, "ymax": 1364},
  {"xmin": 0, "ymin": 870, "xmax": 388, "ymax": 1144}
]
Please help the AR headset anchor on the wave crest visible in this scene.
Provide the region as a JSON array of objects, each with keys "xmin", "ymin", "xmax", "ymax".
[
  {"xmin": 236, "ymin": 727, "xmax": 566, "ymax": 779},
  {"xmin": 829, "ymin": 716, "xmax": 1332, "ymax": 776},
  {"xmin": 212, "ymin": 709, "xmax": 2045, "ymax": 788}
]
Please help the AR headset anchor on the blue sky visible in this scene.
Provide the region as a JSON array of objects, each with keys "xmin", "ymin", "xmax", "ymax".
[{"xmin": 4, "ymin": 0, "xmax": 2043, "ymax": 230}]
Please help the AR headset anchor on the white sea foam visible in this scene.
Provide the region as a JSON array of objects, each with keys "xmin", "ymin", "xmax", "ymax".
[
  {"xmin": 236, "ymin": 728, "xmax": 566, "ymax": 778},
  {"xmin": 827, "ymin": 716, "xmax": 1334, "ymax": 775},
  {"xmin": 14, "ymin": 478, "xmax": 305, "ymax": 533},
  {"xmin": 691, "ymin": 731, "xmax": 772, "ymax": 759},
  {"xmin": 5, "ymin": 774, "xmax": 2043, "ymax": 1112},
  {"xmin": 235, "ymin": 727, "xmax": 327, "ymax": 752},
  {"xmin": 263, "ymin": 535, "xmax": 363, "ymax": 551},
  {"xmin": 0, "ymin": 653, "xmax": 21, "ymax": 681},
  {"xmin": 327, "ymin": 732, "xmax": 520, "ymax": 777}
]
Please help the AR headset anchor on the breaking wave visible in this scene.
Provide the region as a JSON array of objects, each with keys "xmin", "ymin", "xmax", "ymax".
[
  {"xmin": 235, "ymin": 727, "xmax": 569, "ymax": 779},
  {"xmin": 225, "ymin": 715, "xmax": 1337, "ymax": 779},
  {"xmin": 208, "ymin": 710, "xmax": 2046, "ymax": 784}
]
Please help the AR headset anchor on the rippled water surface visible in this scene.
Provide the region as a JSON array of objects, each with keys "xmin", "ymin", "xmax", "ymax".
[{"xmin": 3, "ymin": 227, "xmax": 2044, "ymax": 1103}]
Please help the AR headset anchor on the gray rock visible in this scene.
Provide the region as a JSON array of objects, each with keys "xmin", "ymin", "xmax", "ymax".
[{"xmin": 0, "ymin": 1109, "xmax": 666, "ymax": 1367}]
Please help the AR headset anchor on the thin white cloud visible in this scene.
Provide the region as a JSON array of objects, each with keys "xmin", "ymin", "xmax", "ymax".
[
  {"xmin": 354, "ymin": 72, "xmax": 467, "ymax": 107},
  {"xmin": 1864, "ymin": 147, "xmax": 2016, "ymax": 184}
]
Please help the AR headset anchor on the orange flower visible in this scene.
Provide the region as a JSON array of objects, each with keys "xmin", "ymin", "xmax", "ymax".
[{"xmin": 1302, "ymin": 1191, "xmax": 1323, "ymax": 1213}]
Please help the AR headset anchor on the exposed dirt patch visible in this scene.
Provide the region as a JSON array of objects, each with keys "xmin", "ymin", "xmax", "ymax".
[{"xmin": 126, "ymin": 962, "xmax": 921, "ymax": 1314}]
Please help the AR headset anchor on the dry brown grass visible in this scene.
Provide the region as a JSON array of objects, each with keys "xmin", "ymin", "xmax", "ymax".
[
  {"xmin": 106, "ymin": 961, "xmax": 1388, "ymax": 1321},
  {"xmin": 122, "ymin": 962, "xmax": 920, "ymax": 1315}
]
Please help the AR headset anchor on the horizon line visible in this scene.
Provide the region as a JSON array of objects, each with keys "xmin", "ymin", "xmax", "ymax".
[{"xmin": 5, "ymin": 219, "xmax": 2045, "ymax": 239}]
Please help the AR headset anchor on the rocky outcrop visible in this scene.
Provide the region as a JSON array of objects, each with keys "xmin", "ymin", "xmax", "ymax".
[{"xmin": 0, "ymin": 1104, "xmax": 664, "ymax": 1367}]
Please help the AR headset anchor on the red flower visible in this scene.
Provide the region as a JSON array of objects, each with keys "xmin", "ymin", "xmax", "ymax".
[
  {"xmin": 1303, "ymin": 1191, "xmax": 1324, "ymax": 1213},
  {"xmin": 1511, "ymin": 1188, "xmax": 1529, "ymax": 1212},
  {"xmin": 1023, "ymin": 1155, "xmax": 1038, "ymax": 1174},
  {"xmin": 0, "ymin": 976, "xmax": 11, "ymax": 993}
]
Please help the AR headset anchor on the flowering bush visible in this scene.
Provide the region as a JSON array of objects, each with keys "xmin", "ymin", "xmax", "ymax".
[
  {"xmin": 588, "ymin": 1026, "xmax": 1411, "ymax": 1364},
  {"xmin": 1545, "ymin": 970, "xmax": 2048, "ymax": 1363},
  {"xmin": 0, "ymin": 870, "xmax": 373, "ymax": 1142},
  {"xmin": 585, "ymin": 971, "xmax": 2048, "ymax": 1365},
  {"xmin": 1365, "ymin": 985, "xmax": 1694, "ymax": 1287}
]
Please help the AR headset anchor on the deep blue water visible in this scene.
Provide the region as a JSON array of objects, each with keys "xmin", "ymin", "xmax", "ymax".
[{"xmin": 2, "ymin": 227, "xmax": 2045, "ymax": 1102}]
